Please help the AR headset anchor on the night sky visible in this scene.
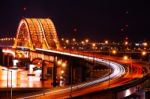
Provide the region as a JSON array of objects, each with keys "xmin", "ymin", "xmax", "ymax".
[{"xmin": 0, "ymin": 0, "xmax": 150, "ymax": 42}]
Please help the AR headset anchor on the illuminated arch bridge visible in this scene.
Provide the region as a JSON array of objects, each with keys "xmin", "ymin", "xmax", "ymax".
[{"xmin": 13, "ymin": 18, "xmax": 61, "ymax": 50}]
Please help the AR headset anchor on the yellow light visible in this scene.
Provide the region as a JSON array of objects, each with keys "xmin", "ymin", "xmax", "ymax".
[
  {"xmin": 143, "ymin": 42, "xmax": 148, "ymax": 47},
  {"xmin": 18, "ymin": 53, "xmax": 22, "ymax": 58},
  {"xmin": 57, "ymin": 60, "xmax": 62, "ymax": 65},
  {"xmin": 105, "ymin": 40, "xmax": 108, "ymax": 44},
  {"xmin": 72, "ymin": 38, "xmax": 76, "ymax": 42},
  {"xmin": 61, "ymin": 38, "xmax": 64, "ymax": 41},
  {"xmin": 61, "ymin": 70, "xmax": 64, "ymax": 74},
  {"xmin": 112, "ymin": 50, "xmax": 117, "ymax": 54},
  {"xmin": 66, "ymin": 40, "xmax": 69, "ymax": 44},
  {"xmin": 123, "ymin": 55, "xmax": 128, "ymax": 60},
  {"xmin": 92, "ymin": 43, "xmax": 96, "ymax": 47},
  {"xmin": 60, "ymin": 76, "xmax": 63, "ymax": 79},
  {"xmin": 142, "ymin": 51, "xmax": 147, "ymax": 56},
  {"xmin": 62, "ymin": 62, "xmax": 67, "ymax": 67},
  {"xmin": 125, "ymin": 41, "xmax": 128, "ymax": 45},
  {"xmin": 81, "ymin": 41, "xmax": 85, "ymax": 45},
  {"xmin": 72, "ymin": 47, "xmax": 74, "ymax": 49},
  {"xmin": 85, "ymin": 39, "xmax": 89, "ymax": 43}
]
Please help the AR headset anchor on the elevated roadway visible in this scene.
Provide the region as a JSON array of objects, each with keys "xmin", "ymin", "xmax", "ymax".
[{"xmin": 15, "ymin": 48, "xmax": 144, "ymax": 99}]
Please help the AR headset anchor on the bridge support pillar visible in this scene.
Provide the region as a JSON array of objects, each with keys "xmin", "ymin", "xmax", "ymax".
[
  {"xmin": 41, "ymin": 60, "xmax": 47, "ymax": 80},
  {"xmin": 7, "ymin": 56, "xmax": 10, "ymax": 67},
  {"xmin": 3, "ymin": 55, "xmax": 10, "ymax": 67},
  {"xmin": 52, "ymin": 56, "xmax": 57, "ymax": 87},
  {"xmin": 66, "ymin": 59, "xmax": 86, "ymax": 85},
  {"xmin": 2, "ymin": 54, "xmax": 5, "ymax": 66},
  {"xmin": 66, "ymin": 59, "xmax": 73, "ymax": 85}
]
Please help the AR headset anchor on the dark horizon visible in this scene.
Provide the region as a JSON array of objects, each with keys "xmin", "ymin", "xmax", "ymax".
[{"xmin": 0, "ymin": 0, "xmax": 150, "ymax": 42}]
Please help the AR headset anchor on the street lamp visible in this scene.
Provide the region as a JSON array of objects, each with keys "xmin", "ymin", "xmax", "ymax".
[
  {"xmin": 123, "ymin": 55, "xmax": 133, "ymax": 77},
  {"xmin": 10, "ymin": 71, "xmax": 12, "ymax": 99},
  {"xmin": 62, "ymin": 62, "xmax": 67, "ymax": 68},
  {"xmin": 72, "ymin": 38, "xmax": 76, "ymax": 42},
  {"xmin": 57, "ymin": 60, "xmax": 67, "ymax": 87},
  {"xmin": 123, "ymin": 55, "xmax": 128, "ymax": 60},
  {"xmin": 61, "ymin": 70, "xmax": 64, "ymax": 74},
  {"xmin": 112, "ymin": 50, "xmax": 117, "ymax": 55},
  {"xmin": 85, "ymin": 39, "xmax": 89, "ymax": 43},
  {"xmin": 61, "ymin": 38, "xmax": 64, "ymax": 41},
  {"xmin": 105, "ymin": 40, "xmax": 109, "ymax": 45},
  {"xmin": 125, "ymin": 41, "xmax": 128, "ymax": 45},
  {"xmin": 143, "ymin": 42, "xmax": 148, "ymax": 47},
  {"xmin": 141, "ymin": 51, "xmax": 147, "ymax": 62},
  {"xmin": 81, "ymin": 41, "xmax": 85, "ymax": 45},
  {"xmin": 70, "ymin": 62, "xmax": 73, "ymax": 99},
  {"xmin": 141, "ymin": 51, "xmax": 147, "ymax": 56},
  {"xmin": 66, "ymin": 39, "xmax": 69, "ymax": 44},
  {"xmin": 57, "ymin": 60, "xmax": 62, "ymax": 65}
]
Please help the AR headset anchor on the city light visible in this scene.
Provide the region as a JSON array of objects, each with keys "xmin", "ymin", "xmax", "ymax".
[
  {"xmin": 81, "ymin": 41, "xmax": 85, "ymax": 45},
  {"xmin": 61, "ymin": 38, "xmax": 64, "ymax": 41},
  {"xmin": 85, "ymin": 39, "xmax": 89, "ymax": 43},
  {"xmin": 143, "ymin": 42, "xmax": 148, "ymax": 47},
  {"xmin": 123, "ymin": 55, "xmax": 128, "ymax": 60},
  {"xmin": 72, "ymin": 38, "xmax": 76, "ymax": 42},
  {"xmin": 57, "ymin": 60, "xmax": 62, "ymax": 65},
  {"xmin": 141, "ymin": 51, "xmax": 147, "ymax": 56},
  {"xmin": 61, "ymin": 70, "xmax": 64, "ymax": 74},
  {"xmin": 105, "ymin": 40, "xmax": 108, "ymax": 44},
  {"xmin": 62, "ymin": 62, "xmax": 67, "ymax": 67},
  {"xmin": 125, "ymin": 41, "xmax": 128, "ymax": 45},
  {"xmin": 92, "ymin": 43, "xmax": 96, "ymax": 47},
  {"xmin": 112, "ymin": 50, "xmax": 117, "ymax": 54},
  {"xmin": 65, "ymin": 39, "xmax": 69, "ymax": 44}
]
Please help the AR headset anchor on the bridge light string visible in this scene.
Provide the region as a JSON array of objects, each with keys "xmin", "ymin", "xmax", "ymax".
[
  {"xmin": 37, "ymin": 19, "xmax": 50, "ymax": 49},
  {"xmin": 13, "ymin": 18, "xmax": 61, "ymax": 50}
]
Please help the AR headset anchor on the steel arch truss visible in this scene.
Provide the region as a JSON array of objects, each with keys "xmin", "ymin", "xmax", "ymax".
[{"xmin": 13, "ymin": 18, "xmax": 61, "ymax": 50}]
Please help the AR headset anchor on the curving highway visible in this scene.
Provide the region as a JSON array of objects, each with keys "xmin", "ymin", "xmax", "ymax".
[{"xmin": 18, "ymin": 48, "xmax": 126, "ymax": 99}]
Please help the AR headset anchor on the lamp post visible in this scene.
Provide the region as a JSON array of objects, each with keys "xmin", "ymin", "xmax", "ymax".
[
  {"xmin": 141, "ymin": 51, "xmax": 147, "ymax": 57},
  {"xmin": 108, "ymin": 60, "xmax": 111, "ymax": 89},
  {"xmin": 2, "ymin": 69, "xmax": 13, "ymax": 99},
  {"xmin": 108, "ymin": 49, "xmax": 111, "ymax": 88},
  {"xmin": 148, "ymin": 52, "xmax": 150, "ymax": 64},
  {"xmin": 140, "ymin": 51, "xmax": 146, "ymax": 62},
  {"xmin": 112, "ymin": 49, "xmax": 117, "ymax": 55},
  {"xmin": 70, "ymin": 62, "xmax": 73, "ymax": 99},
  {"xmin": 130, "ymin": 52, "xmax": 133, "ymax": 78},
  {"xmin": 68, "ymin": 50, "xmax": 73, "ymax": 99},
  {"xmin": 10, "ymin": 71, "xmax": 12, "ymax": 99}
]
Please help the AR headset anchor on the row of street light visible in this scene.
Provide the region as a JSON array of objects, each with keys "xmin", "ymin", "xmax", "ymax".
[
  {"xmin": 61, "ymin": 38, "xmax": 150, "ymax": 53},
  {"xmin": 57, "ymin": 59, "xmax": 67, "ymax": 86},
  {"xmin": 57, "ymin": 59, "xmax": 73, "ymax": 98}
]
